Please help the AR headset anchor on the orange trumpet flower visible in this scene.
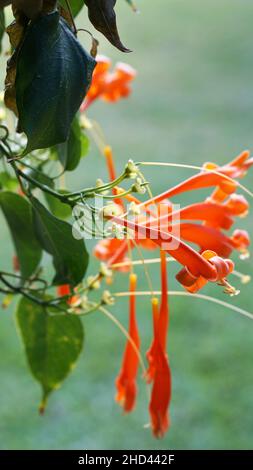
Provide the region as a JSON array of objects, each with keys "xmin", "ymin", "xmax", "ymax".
[
  {"xmin": 115, "ymin": 273, "xmax": 140, "ymax": 412},
  {"xmin": 81, "ymin": 55, "xmax": 136, "ymax": 110},
  {"xmin": 147, "ymin": 251, "xmax": 171, "ymax": 437}
]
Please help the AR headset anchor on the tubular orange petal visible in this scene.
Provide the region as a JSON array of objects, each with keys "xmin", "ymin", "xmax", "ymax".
[
  {"xmin": 144, "ymin": 152, "xmax": 252, "ymax": 208},
  {"xmin": 178, "ymin": 223, "xmax": 235, "ymax": 257},
  {"xmin": 104, "ymin": 145, "xmax": 117, "ymax": 182},
  {"xmin": 115, "ymin": 273, "xmax": 140, "ymax": 412},
  {"xmin": 176, "ymin": 250, "xmax": 234, "ymax": 293},
  {"xmin": 224, "ymin": 194, "xmax": 249, "ymax": 217},
  {"xmin": 228, "ymin": 150, "xmax": 250, "ymax": 168},
  {"xmin": 146, "ymin": 298, "xmax": 159, "ymax": 383},
  {"xmin": 146, "ymin": 251, "xmax": 169, "ymax": 383},
  {"xmin": 149, "ymin": 348, "xmax": 171, "ymax": 438},
  {"xmin": 112, "ymin": 216, "xmax": 220, "ymax": 281},
  {"xmin": 144, "ymin": 172, "xmax": 237, "ymax": 207},
  {"xmin": 148, "ymin": 298, "xmax": 172, "ymax": 438},
  {"xmin": 176, "ymin": 268, "xmax": 208, "ymax": 293},
  {"xmin": 149, "ymin": 202, "xmax": 234, "ymax": 230},
  {"xmin": 159, "ymin": 250, "xmax": 169, "ymax": 351},
  {"xmin": 103, "ymin": 147, "xmax": 125, "ymax": 208}
]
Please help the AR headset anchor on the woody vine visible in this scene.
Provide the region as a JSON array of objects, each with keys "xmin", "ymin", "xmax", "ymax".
[{"xmin": 0, "ymin": 0, "xmax": 252, "ymax": 439}]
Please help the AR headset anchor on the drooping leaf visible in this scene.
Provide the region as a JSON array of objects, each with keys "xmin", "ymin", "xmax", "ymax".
[
  {"xmin": 84, "ymin": 0, "xmax": 130, "ymax": 52},
  {"xmin": 56, "ymin": 116, "xmax": 90, "ymax": 171},
  {"xmin": 58, "ymin": 0, "xmax": 84, "ymax": 17},
  {"xmin": 0, "ymin": 192, "xmax": 42, "ymax": 279},
  {"xmin": 16, "ymin": 296, "xmax": 84, "ymax": 410},
  {"xmin": 31, "ymin": 196, "xmax": 89, "ymax": 286},
  {"xmin": 0, "ymin": 8, "xmax": 5, "ymax": 53},
  {"xmin": 15, "ymin": 11, "xmax": 96, "ymax": 154}
]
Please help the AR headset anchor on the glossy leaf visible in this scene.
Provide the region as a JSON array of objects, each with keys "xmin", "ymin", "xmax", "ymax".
[
  {"xmin": 16, "ymin": 296, "xmax": 84, "ymax": 408},
  {"xmin": 84, "ymin": 0, "xmax": 130, "ymax": 52},
  {"xmin": 0, "ymin": 192, "xmax": 42, "ymax": 279},
  {"xmin": 31, "ymin": 196, "xmax": 89, "ymax": 286},
  {"xmin": 56, "ymin": 116, "xmax": 90, "ymax": 171},
  {"xmin": 15, "ymin": 11, "xmax": 96, "ymax": 154}
]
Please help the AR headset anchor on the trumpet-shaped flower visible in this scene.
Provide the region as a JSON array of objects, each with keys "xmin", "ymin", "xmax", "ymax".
[
  {"xmin": 81, "ymin": 55, "xmax": 136, "ymax": 110},
  {"xmin": 115, "ymin": 273, "xmax": 140, "ymax": 412}
]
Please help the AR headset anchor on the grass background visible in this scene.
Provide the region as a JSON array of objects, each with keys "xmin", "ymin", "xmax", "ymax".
[{"xmin": 0, "ymin": 0, "xmax": 253, "ymax": 450}]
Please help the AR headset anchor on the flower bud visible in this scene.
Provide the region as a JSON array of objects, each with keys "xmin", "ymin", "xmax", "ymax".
[
  {"xmin": 99, "ymin": 262, "xmax": 112, "ymax": 278},
  {"xmin": 102, "ymin": 290, "xmax": 115, "ymax": 306},
  {"xmin": 125, "ymin": 159, "xmax": 139, "ymax": 178},
  {"xmin": 131, "ymin": 177, "xmax": 147, "ymax": 194}
]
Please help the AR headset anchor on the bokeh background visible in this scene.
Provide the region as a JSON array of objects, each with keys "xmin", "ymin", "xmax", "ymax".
[{"xmin": 0, "ymin": 0, "xmax": 253, "ymax": 450}]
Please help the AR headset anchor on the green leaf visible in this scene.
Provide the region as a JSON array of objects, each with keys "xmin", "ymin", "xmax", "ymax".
[
  {"xmin": 0, "ymin": 172, "xmax": 19, "ymax": 191},
  {"xmin": 84, "ymin": 0, "xmax": 130, "ymax": 52},
  {"xmin": 0, "ymin": 192, "xmax": 42, "ymax": 279},
  {"xmin": 22, "ymin": 167, "xmax": 55, "ymax": 191},
  {"xmin": 59, "ymin": 0, "xmax": 84, "ymax": 17},
  {"xmin": 45, "ymin": 190, "xmax": 72, "ymax": 220},
  {"xmin": 0, "ymin": 9, "xmax": 5, "ymax": 54},
  {"xmin": 31, "ymin": 196, "xmax": 89, "ymax": 286},
  {"xmin": 16, "ymin": 296, "xmax": 84, "ymax": 410},
  {"xmin": 15, "ymin": 11, "xmax": 96, "ymax": 154},
  {"xmin": 56, "ymin": 116, "xmax": 90, "ymax": 171}
]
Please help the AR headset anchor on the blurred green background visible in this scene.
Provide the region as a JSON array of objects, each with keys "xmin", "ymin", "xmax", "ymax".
[{"xmin": 0, "ymin": 0, "xmax": 253, "ymax": 450}]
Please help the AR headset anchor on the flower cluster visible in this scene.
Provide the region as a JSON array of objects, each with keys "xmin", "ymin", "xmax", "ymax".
[
  {"xmin": 66, "ymin": 58, "xmax": 253, "ymax": 438},
  {"xmin": 92, "ymin": 150, "xmax": 252, "ymax": 437}
]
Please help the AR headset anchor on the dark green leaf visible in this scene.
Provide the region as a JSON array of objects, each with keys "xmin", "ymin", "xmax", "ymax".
[
  {"xmin": 22, "ymin": 167, "xmax": 55, "ymax": 191},
  {"xmin": 84, "ymin": 0, "xmax": 130, "ymax": 52},
  {"xmin": 59, "ymin": 0, "xmax": 84, "ymax": 17},
  {"xmin": 0, "ymin": 9, "xmax": 5, "ymax": 54},
  {"xmin": 45, "ymin": 190, "xmax": 72, "ymax": 219},
  {"xmin": 15, "ymin": 11, "xmax": 96, "ymax": 154},
  {"xmin": 31, "ymin": 196, "xmax": 89, "ymax": 286},
  {"xmin": 0, "ymin": 192, "xmax": 42, "ymax": 279},
  {"xmin": 16, "ymin": 296, "xmax": 84, "ymax": 409},
  {"xmin": 56, "ymin": 116, "xmax": 90, "ymax": 171}
]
